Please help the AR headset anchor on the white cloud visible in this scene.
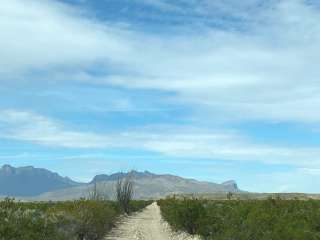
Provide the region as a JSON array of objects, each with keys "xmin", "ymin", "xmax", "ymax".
[
  {"xmin": 2, "ymin": 0, "xmax": 320, "ymax": 124},
  {"xmin": 0, "ymin": 110, "xmax": 113, "ymax": 148},
  {"xmin": 0, "ymin": 0, "xmax": 132, "ymax": 77},
  {"xmin": 2, "ymin": 0, "xmax": 320, "ymax": 192},
  {"xmin": 1, "ymin": 110, "xmax": 320, "ymax": 169}
]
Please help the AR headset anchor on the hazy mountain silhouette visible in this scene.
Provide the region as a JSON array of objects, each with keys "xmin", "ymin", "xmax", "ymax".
[
  {"xmin": 91, "ymin": 170, "xmax": 157, "ymax": 183},
  {"xmin": 0, "ymin": 165, "xmax": 80, "ymax": 197},
  {"xmin": 0, "ymin": 165, "xmax": 239, "ymax": 199}
]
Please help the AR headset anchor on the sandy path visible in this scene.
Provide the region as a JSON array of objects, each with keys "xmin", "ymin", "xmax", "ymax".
[{"xmin": 105, "ymin": 202, "xmax": 200, "ymax": 240}]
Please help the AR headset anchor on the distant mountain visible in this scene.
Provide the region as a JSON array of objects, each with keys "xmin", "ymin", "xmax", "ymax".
[
  {"xmin": 222, "ymin": 180, "xmax": 238, "ymax": 190},
  {"xmin": 33, "ymin": 170, "xmax": 240, "ymax": 201},
  {"xmin": 0, "ymin": 165, "xmax": 240, "ymax": 200},
  {"xmin": 91, "ymin": 170, "xmax": 156, "ymax": 183},
  {"xmin": 0, "ymin": 165, "xmax": 81, "ymax": 197}
]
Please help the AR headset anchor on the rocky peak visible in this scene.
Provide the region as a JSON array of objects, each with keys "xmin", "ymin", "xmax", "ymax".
[
  {"xmin": 1, "ymin": 164, "xmax": 15, "ymax": 174},
  {"xmin": 222, "ymin": 180, "xmax": 239, "ymax": 191}
]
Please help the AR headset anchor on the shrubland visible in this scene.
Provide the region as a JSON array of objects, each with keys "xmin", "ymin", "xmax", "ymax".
[
  {"xmin": 0, "ymin": 198, "xmax": 151, "ymax": 240},
  {"xmin": 158, "ymin": 197, "xmax": 320, "ymax": 240}
]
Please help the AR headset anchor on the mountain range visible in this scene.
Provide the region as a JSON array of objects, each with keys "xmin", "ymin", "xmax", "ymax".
[
  {"xmin": 0, "ymin": 165, "xmax": 240, "ymax": 200},
  {"xmin": 0, "ymin": 164, "xmax": 80, "ymax": 197}
]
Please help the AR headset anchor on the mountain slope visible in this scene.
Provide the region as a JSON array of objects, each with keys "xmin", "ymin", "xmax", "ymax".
[
  {"xmin": 91, "ymin": 171, "xmax": 157, "ymax": 183},
  {"xmin": 0, "ymin": 165, "xmax": 81, "ymax": 197},
  {"xmin": 31, "ymin": 170, "xmax": 240, "ymax": 200},
  {"xmin": 0, "ymin": 165, "xmax": 239, "ymax": 200}
]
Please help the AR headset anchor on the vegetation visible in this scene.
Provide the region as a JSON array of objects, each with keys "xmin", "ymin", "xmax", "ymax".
[
  {"xmin": 158, "ymin": 197, "xmax": 320, "ymax": 240},
  {"xmin": 116, "ymin": 175, "xmax": 134, "ymax": 214},
  {"xmin": 176, "ymin": 192, "xmax": 320, "ymax": 201},
  {"xmin": 0, "ymin": 198, "xmax": 151, "ymax": 240},
  {"xmin": 87, "ymin": 182, "xmax": 109, "ymax": 201}
]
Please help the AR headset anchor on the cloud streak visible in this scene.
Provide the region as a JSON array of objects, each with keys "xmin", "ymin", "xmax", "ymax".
[
  {"xmin": 1, "ymin": 110, "xmax": 320, "ymax": 169},
  {"xmin": 2, "ymin": 0, "xmax": 320, "ymax": 192},
  {"xmin": 2, "ymin": 0, "xmax": 320, "ymax": 123},
  {"xmin": 0, "ymin": 0, "xmax": 132, "ymax": 77}
]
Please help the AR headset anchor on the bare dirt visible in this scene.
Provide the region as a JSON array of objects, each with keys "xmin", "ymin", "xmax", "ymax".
[{"xmin": 105, "ymin": 202, "xmax": 200, "ymax": 240}]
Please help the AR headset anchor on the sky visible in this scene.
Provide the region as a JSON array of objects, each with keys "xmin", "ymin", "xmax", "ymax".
[{"xmin": 1, "ymin": 0, "xmax": 320, "ymax": 193}]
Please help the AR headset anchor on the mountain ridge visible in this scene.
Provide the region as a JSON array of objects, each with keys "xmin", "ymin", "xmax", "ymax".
[
  {"xmin": 0, "ymin": 164, "xmax": 240, "ymax": 200},
  {"xmin": 0, "ymin": 164, "xmax": 80, "ymax": 197}
]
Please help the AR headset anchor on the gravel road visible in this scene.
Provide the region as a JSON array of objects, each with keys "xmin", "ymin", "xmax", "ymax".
[{"xmin": 105, "ymin": 202, "xmax": 200, "ymax": 240}]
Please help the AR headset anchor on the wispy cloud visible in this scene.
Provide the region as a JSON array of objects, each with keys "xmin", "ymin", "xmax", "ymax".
[
  {"xmin": 0, "ymin": 0, "xmax": 132, "ymax": 77},
  {"xmin": 1, "ymin": 110, "xmax": 320, "ymax": 169},
  {"xmin": 2, "ymin": 0, "xmax": 320, "ymax": 123},
  {"xmin": 2, "ymin": 0, "xmax": 320, "ymax": 191},
  {"xmin": 0, "ymin": 110, "xmax": 112, "ymax": 148}
]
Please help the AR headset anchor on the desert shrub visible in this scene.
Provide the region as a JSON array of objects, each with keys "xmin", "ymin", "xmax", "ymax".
[
  {"xmin": 87, "ymin": 182, "xmax": 109, "ymax": 201},
  {"xmin": 158, "ymin": 197, "xmax": 206, "ymax": 234},
  {"xmin": 116, "ymin": 176, "xmax": 134, "ymax": 214},
  {"xmin": 158, "ymin": 198, "xmax": 320, "ymax": 240},
  {"xmin": 0, "ymin": 198, "xmax": 69, "ymax": 240},
  {"xmin": 0, "ymin": 198, "xmax": 150, "ymax": 240},
  {"xmin": 52, "ymin": 200, "xmax": 120, "ymax": 240}
]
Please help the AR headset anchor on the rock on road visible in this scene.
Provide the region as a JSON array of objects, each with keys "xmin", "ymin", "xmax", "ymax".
[{"xmin": 105, "ymin": 202, "xmax": 200, "ymax": 240}]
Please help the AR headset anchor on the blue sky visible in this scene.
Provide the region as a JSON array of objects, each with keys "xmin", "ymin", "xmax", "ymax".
[{"xmin": 1, "ymin": 0, "xmax": 320, "ymax": 193}]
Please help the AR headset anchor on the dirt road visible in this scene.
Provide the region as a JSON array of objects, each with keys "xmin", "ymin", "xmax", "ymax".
[{"xmin": 105, "ymin": 202, "xmax": 200, "ymax": 240}]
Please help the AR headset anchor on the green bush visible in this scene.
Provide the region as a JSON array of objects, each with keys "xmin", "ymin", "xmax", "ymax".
[
  {"xmin": 158, "ymin": 197, "xmax": 206, "ymax": 234},
  {"xmin": 0, "ymin": 198, "xmax": 68, "ymax": 240},
  {"xmin": 0, "ymin": 198, "xmax": 151, "ymax": 240},
  {"xmin": 128, "ymin": 200, "xmax": 153, "ymax": 213},
  {"xmin": 158, "ymin": 198, "xmax": 320, "ymax": 240}
]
